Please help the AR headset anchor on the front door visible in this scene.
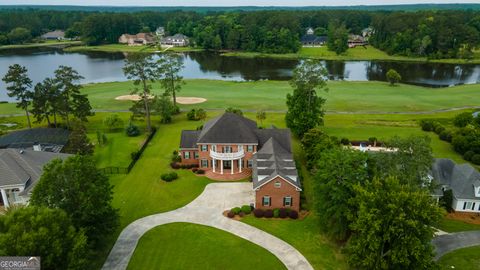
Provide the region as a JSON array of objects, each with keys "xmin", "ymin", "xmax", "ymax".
[{"xmin": 223, "ymin": 160, "xmax": 232, "ymax": 169}]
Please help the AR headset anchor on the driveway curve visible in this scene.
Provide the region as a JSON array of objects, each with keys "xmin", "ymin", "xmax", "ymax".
[
  {"xmin": 432, "ymin": 231, "xmax": 480, "ymax": 260},
  {"xmin": 102, "ymin": 182, "xmax": 313, "ymax": 270}
]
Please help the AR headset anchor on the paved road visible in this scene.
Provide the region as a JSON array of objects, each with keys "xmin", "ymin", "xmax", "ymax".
[
  {"xmin": 432, "ymin": 231, "xmax": 480, "ymax": 260},
  {"xmin": 102, "ymin": 183, "xmax": 313, "ymax": 270}
]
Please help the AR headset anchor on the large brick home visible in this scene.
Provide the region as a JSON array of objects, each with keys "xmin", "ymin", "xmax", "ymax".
[{"xmin": 179, "ymin": 113, "xmax": 301, "ymax": 211}]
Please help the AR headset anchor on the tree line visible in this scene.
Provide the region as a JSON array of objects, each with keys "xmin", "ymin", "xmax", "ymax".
[{"xmin": 1, "ymin": 9, "xmax": 478, "ymax": 57}]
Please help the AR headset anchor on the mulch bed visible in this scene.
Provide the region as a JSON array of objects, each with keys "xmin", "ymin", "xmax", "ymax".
[
  {"xmin": 445, "ymin": 211, "xmax": 480, "ymax": 225},
  {"xmin": 222, "ymin": 210, "xmax": 309, "ymax": 221}
]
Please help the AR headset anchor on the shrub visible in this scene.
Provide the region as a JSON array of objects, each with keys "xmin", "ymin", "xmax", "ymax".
[
  {"xmin": 368, "ymin": 137, "xmax": 377, "ymax": 145},
  {"xmin": 453, "ymin": 112, "xmax": 474, "ymax": 128},
  {"xmin": 161, "ymin": 172, "xmax": 178, "ymax": 182},
  {"xmin": 241, "ymin": 205, "xmax": 252, "ymax": 215},
  {"xmin": 264, "ymin": 209, "xmax": 274, "ymax": 218},
  {"xmin": 253, "ymin": 209, "xmax": 264, "ymax": 218},
  {"xmin": 170, "ymin": 162, "xmax": 180, "ymax": 169},
  {"xmin": 227, "ymin": 211, "xmax": 235, "ymax": 218},
  {"xmin": 464, "ymin": 151, "xmax": 475, "ymax": 161},
  {"xmin": 289, "ymin": 210, "xmax": 299, "ymax": 219},
  {"xmin": 420, "ymin": 119, "xmax": 435, "ymax": 131},
  {"xmin": 104, "ymin": 114, "xmax": 124, "ymax": 131},
  {"xmin": 125, "ymin": 122, "xmax": 140, "ymax": 137},
  {"xmin": 440, "ymin": 189, "xmax": 454, "ymax": 213},
  {"xmin": 439, "ymin": 130, "xmax": 453, "ymax": 142},
  {"xmin": 434, "ymin": 125, "xmax": 446, "ymax": 135},
  {"xmin": 472, "ymin": 154, "xmax": 480, "ymax": 165},
  {"xmin": 131, "ymin": 151, "xmax": 140, "ymax": 161},
  {"xmin": 279, "ymin": 208, "xmax": 288, "ymax": 218},
  {"xmin": 239, "ymin": 212, "xmax": 245, "ymax": 217},
  {"xmin": 231, "ymin": 207, "xmax": 241, "ymax": 215},
  {"xmin": 187, "ymin": 109, "xmax": 197, "ymax": 120},
  {"xmin": 192, "ymin": 168, "xmax": 198, "ymax": 173},
  {"xmin": 273, "ymin": 208, "xmax": 280, "ymax": 218},
  {"xmin": 340, "ymin": 138, "xmax": 350, "ymax": 145},
  {"xmin": 196, "ymin": 169, "xmax": 205, "ymax": 174}
]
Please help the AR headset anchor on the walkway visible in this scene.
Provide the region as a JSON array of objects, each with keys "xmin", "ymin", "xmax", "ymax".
[{"xmin": 102, "ymin": 183, "xmax": 313, "ymax": 270}]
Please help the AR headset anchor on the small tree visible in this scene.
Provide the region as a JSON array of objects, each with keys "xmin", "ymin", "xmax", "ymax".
[
  {"xmin": 453, "ymin": 112, "xmax": 474, "ymax": 128},
  {"xmin": 196, "ymin": 108, "xmax": 207, "ymax": 122},
  {"xmin": 157, "ymin": 54, "xmax": 185, "ymax": 109},
  {"xmin": 256, "ymin": 110, "xmax": 266, "ymax": 126},
  {"xmin": 64, "ymin": 119, "xmax": 94, "ymax": 155},
  {"xmin": 125, "ymin": 122, "xmax": 140, "ymax": 137},
  {"xmin": 327, "ymin": 21, "xmax": 348, "ymax": 55},
  {"xmin": 103, "ymin": 114, "xmax": 124, "ymax": 131},
  {"xmin": 2, "ymin": 64, "xmax": 33, "ymax": 128},
  {"xmin": 32, "ymin": 77, "xmax": 60, "ymax": 127},
  {"xmin": 286, "ymin": 59, "xmax": 328, "ymax": 138},
  {"xmin": 152, "ymin": 94, "xmax": 176, "ymax": 124},
  {"xmin": 30, "ymin": 155, "xmax": 119, "ymax": 246},
  {"xmin": 386, "ymin": 69, "xmax": 402, "ymax": 86},
  {"xmin": 0, "ymin": 206, "xmax": 90, "ymax": 270}
]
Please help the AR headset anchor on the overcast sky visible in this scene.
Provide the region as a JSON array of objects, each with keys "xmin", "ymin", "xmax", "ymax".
[{"xmin": 1, "ymin": 0, "xmax": 479, "ymax": 6}]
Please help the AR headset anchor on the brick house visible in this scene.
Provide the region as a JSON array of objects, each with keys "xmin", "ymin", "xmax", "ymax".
[
  {"xmin": 118, "ymin": 33, "xmax": 155, "ymax": 46},
  {"xmin": 179, "ymin": 113, "xmax": 301, "ymax": 211}
]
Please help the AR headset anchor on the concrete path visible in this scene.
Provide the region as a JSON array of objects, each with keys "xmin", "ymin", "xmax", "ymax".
[
  {"xmin": 102, "ymin": 183, "xmax": 313, "ymax": 270},
  {"xmin": 432, "ymin": 231, "xmax": 480, "ymax": 260}
]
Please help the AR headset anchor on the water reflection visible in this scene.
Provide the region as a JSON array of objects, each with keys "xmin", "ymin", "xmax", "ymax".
[{"xmin": 0, "ymin": 48, "xmax": 479, "ymax": 101}]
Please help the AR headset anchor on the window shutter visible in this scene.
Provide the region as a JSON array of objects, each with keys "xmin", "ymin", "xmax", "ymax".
[
  {"xmin": 269, "ymin": 197, "xmax": 271, "ymax": 206},
  {"xmin": 283, "ymin": 197, "xmax": 286, "ymax": 206},
  {"xmin": 291, "ymin": 197, "xmax": 293, "ymax": 207}
]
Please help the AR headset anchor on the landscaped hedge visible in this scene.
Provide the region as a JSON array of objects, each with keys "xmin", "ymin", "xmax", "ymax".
[
  {"xmin": 227, "ymin": 206, "xmax": 298, "ymax": 219},
  {"xmin": 161, "ymin": 172, "xmax": 178, "ymax": 182},
  {"xmin": 253, "ymin": 209, "xmax": 264, "ymax": 218}
]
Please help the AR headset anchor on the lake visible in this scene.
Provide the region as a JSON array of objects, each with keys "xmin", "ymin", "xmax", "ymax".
[{"xmin": 0, "ymin": 47, "xmax": 479, "ymax": 101}]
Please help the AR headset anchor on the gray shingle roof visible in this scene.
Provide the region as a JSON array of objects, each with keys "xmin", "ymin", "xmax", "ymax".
[
  {"xmin": 252, "ymin": 138, "xmax": 301, "ymax": 190},
  {"xmin": 180, "ymin": 130, "xmax": 200, "ymax": 149},
  {"xmin": 0, "ymin": 149, "xmax": 71, "ymax": 195},
  {"xmin": 431, "ymin": 158, "xmax": 480, "ymax": 200},
  {"xmin": 0, "ymin": 128, "xmax": 69, "ymax": 151},
  {"xmin": 197, "ymin": 113, "xmax": 258, "ymax": 144}
]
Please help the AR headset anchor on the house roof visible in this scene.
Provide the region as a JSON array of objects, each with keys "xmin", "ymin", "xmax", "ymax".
[
  {"xmin": 0, "ymin": 149, "xmax": 71, "ymax": 195},
  {"xmin": 431, "ymin": 158, "xmax": 480, "ymax": 200},
  {"xmin": 41, "ymin": 30, "xmax": 65, "ymax": 39},
  {"xmin": 0, "ymin": 128, "xmax": 69, "ymax": 152},
  {"xmin": 197, "ymin": 113, "xmax": 258, "ymax": 144},
  {"xmin": 252, "ymin": 137, "xmax": 300, "ymax": 190},
  {"xmin": 301, "ymin": 35, "xmax": 328, "ymax": 44},
  {"xmin": 180, "ymin": 130, "xmax": 200, "ymax": 149}
]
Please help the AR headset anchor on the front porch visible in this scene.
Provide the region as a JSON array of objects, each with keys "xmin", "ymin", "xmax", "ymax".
[{"xmin": 205, "ymin": 168, "xmax": 252, "ymax": 181}]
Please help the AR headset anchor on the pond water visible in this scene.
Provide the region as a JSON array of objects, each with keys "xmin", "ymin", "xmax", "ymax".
[{"xmin": 0, "ymin": 47, "xmax": 479, "ymax": 101}]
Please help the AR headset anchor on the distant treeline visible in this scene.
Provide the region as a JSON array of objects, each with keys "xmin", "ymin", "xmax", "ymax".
[{"xmin": 0, "ymin": 9, "xmax": 479, "ymax": 58}]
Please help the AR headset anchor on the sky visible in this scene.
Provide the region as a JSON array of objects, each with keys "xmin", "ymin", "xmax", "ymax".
[{"xmin": 1, "ymin": 0, "xmax": 479, "ymax": 6}]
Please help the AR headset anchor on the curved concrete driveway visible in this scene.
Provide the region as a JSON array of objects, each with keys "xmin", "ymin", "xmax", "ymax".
[
  {"xmin": 433, "ymin": 231, "xmax": 480, "ymax": 260},
  {"xmin": 102, "ymin": 183, "xmax": 313, "ymax": 270}
]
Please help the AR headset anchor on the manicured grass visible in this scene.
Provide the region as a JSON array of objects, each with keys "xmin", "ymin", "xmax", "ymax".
[
  {"xmin": 0, "ymin": 40, "xmax": 82, "ymax": 50},
  {"xmin": 437, "ymin": 218, "xmax": 480, "ymax": 233},
  {"xmin": 438, "ymin": 245, "xmax": 480, "ymax": 270},
  {"xmin": 128, "ymin": 222, "xmax": 286, "ymax": 270},
  {"xmin": 223, "ymin": 45, "xmax": 480, "ymax": 64},
  {"xmin": 91, "ymin": 132, "xmax": 146, "ymax": 168},
  {"xmin": 65, "ymin": 44, "xmax": 202, "ymax": 53},
  {"xmin": 2, "ymin": 80, "xmax": 479, "ymax": 115}
]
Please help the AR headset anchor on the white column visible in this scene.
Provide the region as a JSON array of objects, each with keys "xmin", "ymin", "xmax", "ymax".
[
  {"xmin": 212, "ymin": 158, "xmax": 216, "ymax": 173},
  {"xmin": 1, "ymin": 189, "xmax": 9, "ymax": 208},
  {"xmin": 231, "ymin": 159, "xmax": 234, "ymax": 174},
  {"xmin": 220, "ymin": 160, "xmax": 223, "ymax": 174},
  {"xmin": 239, "ymin": 158, "xmax": 242, "ymax": 173}
]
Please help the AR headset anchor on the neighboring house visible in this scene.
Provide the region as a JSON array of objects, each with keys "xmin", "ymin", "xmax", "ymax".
[
  {"xmin": 40, "ymin": 30, "xmax": 66, "ymax": 40},
  {"xmin": 300, "ymin": 27, "xmax": 328, "ymax": 47},
  {"xmin": 431, "ymin": 158, "xmax": 480, "ymax": 213},
  {"xmin": 362, "ymin": 27, "xmax": 374, "ymax": 40},
  {"xmin": 179, "ymin": 113, "xmax": 301, "ymax": 211},
  {"xmin": 0, "ymin": 148, "xmax": 71, "ymax": 207},
  {"xmin": 118, "ymin": 33, "xmax": 155, "ymax": 46},
  {"xmin": 0, "ymin": 128, "xmax": 69, "ymax": 153},
  {"xmin": 348, "ymin": 34, "xmax": 368, "ymax": 48},
  {"xmin": 161, "ymin": 34, "xmax": 189, "ymax": 47},
  {"xmin": 155, "ymin": 27, "xmax": 165, "ymax": 37}
]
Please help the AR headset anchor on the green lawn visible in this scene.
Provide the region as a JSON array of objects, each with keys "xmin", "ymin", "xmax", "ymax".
[
  {"xmin": 128, "ymin": 222, "xmax": 286, "ymax": 270},
  {"xmin": 0, "ymin": 40, "xmax": 82, "ymax": 50},
  {"xmin": 437, "ymin": 218, "xmax": 480, "ymax": 233},
  {"xmin": 223, "ymin": 45, "xmax": 480, "ymax": 64},
  {"xmin": 65, "ymin": 44, "xmax": 202, "ymax": 53},
  {"xmin": 438, "ymin": 245, "xmax": 480, "ymax": 270},
  {"xmin": 2, "ymin": 80, "xmax": 479, "ymax": 115}
]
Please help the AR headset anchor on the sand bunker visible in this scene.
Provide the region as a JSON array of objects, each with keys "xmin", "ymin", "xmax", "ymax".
[
  {"xmin": 114, "ymin": 94, "xmax": 153, "ymax": 101},
  {"xmin": 176, "ymin": 97, "xmax": 207, "ymax": 104},
  {"xmin": 114, "ymin": 95, "xmax": 207, "ymax": 104}
]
